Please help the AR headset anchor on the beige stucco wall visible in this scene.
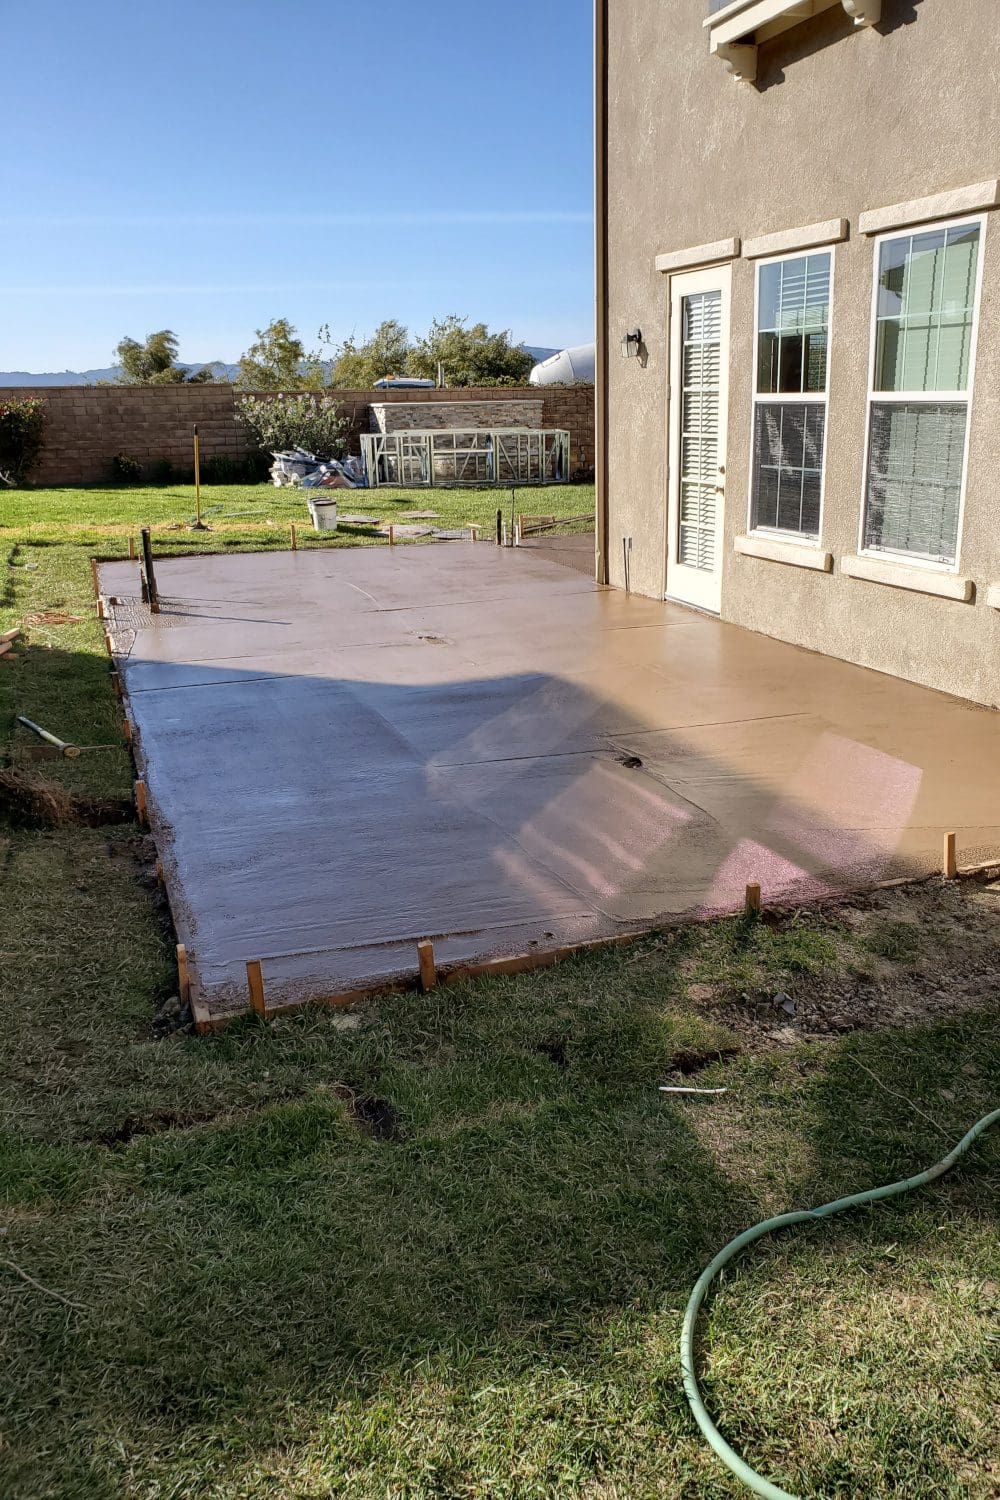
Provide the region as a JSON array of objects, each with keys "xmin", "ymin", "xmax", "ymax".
[{"xmin": 605, "ymin": 0, "xmax": 1000, "ymax": 706}]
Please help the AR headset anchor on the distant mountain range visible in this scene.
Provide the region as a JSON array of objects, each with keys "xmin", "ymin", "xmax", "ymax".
[
  {"xmin": 0, "ymin": 347, "xmax": 562, "ymax": 387},
  {"xmin": 0, "ymin": 363, "xmax": 238, "ymax": 387}
]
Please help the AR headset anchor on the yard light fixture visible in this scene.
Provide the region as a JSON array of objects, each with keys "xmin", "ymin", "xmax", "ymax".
[{"xmin": 621, "ymin": 327, "xmax": 642, "ymax": 359}]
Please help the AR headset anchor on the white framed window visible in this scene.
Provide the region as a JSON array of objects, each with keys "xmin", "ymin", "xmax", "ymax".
[
  {"xmin": 861, "ymin": 216, "xmax": 985, "ymax": 569},
  {"xmin": 749, "ymin": 249, "xmax": 832, "ymax": 541}
]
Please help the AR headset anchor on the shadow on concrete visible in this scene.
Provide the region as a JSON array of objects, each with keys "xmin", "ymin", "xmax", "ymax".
[{"xmin": 117, "ymin": 649, "xmax": 979, "ymax": 1023}]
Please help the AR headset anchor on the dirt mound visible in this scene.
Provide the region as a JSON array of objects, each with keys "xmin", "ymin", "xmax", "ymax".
[{"xmin": 0, "ymin": 768, "xmax": 132, "ymax": 828}]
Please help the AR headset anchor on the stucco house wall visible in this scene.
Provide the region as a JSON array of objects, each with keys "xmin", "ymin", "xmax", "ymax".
[{"xmin": 604, "ymin": 0, "xmax": 1000, "ymax": 706}]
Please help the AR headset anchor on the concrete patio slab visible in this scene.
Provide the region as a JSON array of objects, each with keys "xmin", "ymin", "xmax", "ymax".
[{"xmin": 100, "ymin": 543, "xmax": 1000, "ymax": 1026}]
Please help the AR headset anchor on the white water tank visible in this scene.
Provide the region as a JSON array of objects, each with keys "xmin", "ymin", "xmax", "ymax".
[{"xmin": 528, "ymin": 342, "xmax": 596, "ymax": 386}]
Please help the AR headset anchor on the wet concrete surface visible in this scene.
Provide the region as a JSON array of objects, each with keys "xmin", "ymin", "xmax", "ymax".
[{"xmin": 99, "ymin": 544, "xmax": 1000, "ymax": 1024}]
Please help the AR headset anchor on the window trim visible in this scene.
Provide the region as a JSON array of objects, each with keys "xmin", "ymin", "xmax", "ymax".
[
  {"xmin": 746, "ymin": 244, "xmax": 835, "ymax": 548},
  {"xmin": 858, "ymin": 213, "xmax": 987, "ymax": 575}
]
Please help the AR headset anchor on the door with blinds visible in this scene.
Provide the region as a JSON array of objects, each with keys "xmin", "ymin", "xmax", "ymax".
[{"xmin": 666, "ymin": 265, "xmax": 731, "ymax": 613}]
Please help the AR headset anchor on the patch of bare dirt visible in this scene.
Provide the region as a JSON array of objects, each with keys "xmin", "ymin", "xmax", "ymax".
[{"xmin": 709, "ymin": 882, "xmax": 1000, "ymax": 1046}]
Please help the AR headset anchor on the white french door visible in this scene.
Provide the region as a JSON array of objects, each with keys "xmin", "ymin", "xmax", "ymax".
[{"xmin": 665, "ymin": 265, "xmax": 731, "ymax": 613}]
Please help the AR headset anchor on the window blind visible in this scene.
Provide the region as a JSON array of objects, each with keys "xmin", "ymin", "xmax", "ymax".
[{"xmin": 679, "ymin": 290, "xmax": 721, "ymax": 572}]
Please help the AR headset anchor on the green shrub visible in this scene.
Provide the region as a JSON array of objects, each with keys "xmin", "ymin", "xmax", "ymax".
[
  {"xmin": 109, "ymin": 452, "xmax": 143, "ymax": 486},
  {"xmin": 0, "ymin": 396, "xmax": 47, "ymax": 486},
  {"xmin": 236, "ymin": 393, "xmax": 347, "ymax": 459},
  {"xmin": 202, "ymin": 452, "xmax": 271, "ymax": 484},
  {"xmin": 146, "ymin": 457, "xmax": 175, "ymax": 485}
]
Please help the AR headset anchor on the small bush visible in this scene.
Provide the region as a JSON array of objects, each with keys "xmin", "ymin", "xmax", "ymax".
[
  {"xmin": 109, "ymin": 452, "xmax": 142, "ymax": 486},
  {"xmin": 0, "ymin": 396, "xmax": 47, "ymax": 486},
  {"xmin": 146, "ymin": 458, "xmax": 175, "ymax": 485},
  {"xmin": 236, "ymin": 393, "xmax": 347, "ymax": 459},
  {"xmin": 202, "ymin": 452, "xmax": 271, "ymax": 485}
]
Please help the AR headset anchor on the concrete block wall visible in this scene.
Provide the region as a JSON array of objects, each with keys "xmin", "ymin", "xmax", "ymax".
[{"xmin": 6, "ymin": 383, "xmax": 595, "ymax": 486}]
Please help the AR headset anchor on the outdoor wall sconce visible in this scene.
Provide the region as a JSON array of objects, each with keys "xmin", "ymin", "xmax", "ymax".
[{"xmin": 621, "ymin": 328, "xmax": 642, "ymax": 359}]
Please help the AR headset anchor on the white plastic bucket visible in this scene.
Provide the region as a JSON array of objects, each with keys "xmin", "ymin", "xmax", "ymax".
[{"xmin": 310, "ymin": 499, "xmax": 338, "ymax": 532}]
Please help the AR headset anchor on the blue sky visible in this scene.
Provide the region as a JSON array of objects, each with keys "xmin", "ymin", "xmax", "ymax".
[{"xmin": 0, "ymin": 0, "xmax": 594, "ymax": 371}]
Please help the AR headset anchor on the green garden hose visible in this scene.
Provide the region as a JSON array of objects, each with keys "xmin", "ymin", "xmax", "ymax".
[{"xmin": 681, "ymin": 1108, "xmax": 1000, "ymax": 1500}]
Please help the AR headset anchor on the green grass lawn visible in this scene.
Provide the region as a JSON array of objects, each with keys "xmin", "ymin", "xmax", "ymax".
[
  {"xmin": 1, "ymin": 485, "xmax": 998, "ymax": 1499},
  {"xmin": 0, "ymin": 480, "xmax": 595, "ymax": 551}
]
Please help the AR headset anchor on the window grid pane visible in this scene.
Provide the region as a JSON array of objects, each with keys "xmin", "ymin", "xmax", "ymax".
[
  {"xmin": 756, "ymin": 253, "xmax": 831, "ymax": 396},
  {"xmin": 864, "ymin": 402, "xmax": 966, "ymax": 564},
  {"xmin": 751, "ymin": 402, "xmax": 825, "ymax": 538},
  {"xmin": 874, "ymin": 225, "xmax": 980, "ymax": 394}
]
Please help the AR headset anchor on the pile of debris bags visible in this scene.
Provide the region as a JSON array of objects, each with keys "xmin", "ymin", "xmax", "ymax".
[{"xmin": 269, "ymin": 448, "xmax": 367, "ymax": 488}]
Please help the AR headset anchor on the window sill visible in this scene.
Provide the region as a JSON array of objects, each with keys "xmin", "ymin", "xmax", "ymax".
[
  {"xmin": 736, "ymin": 534, "xmax": 833, "ymax": 572},
  {"xmin": 842, "ymin": 554, "xmax": 973, "ymax": 602},
  {"xmin": 706, "ymin": 0, "xmax": 881, "ymax": 84}
]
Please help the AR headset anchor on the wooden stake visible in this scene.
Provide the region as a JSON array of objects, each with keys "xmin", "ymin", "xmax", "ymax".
[
  {"xmin": 90, "ymin": 557, "xmax": 99, "ymax": 598},
  {"xmin": 0, "ymin": 626, "xmax": 20, "ymax": 643},
  {"xmin": 176, "ymin": 943, "xmax": 190, "ymax": 1004},
  {"xmin": 128, "ymin": 534, "xmax": 137, "ymax": 560},
  {"xmin": 155, "ymin": 860, "xmax": 165, "ymax": 888},
  {"xmin": 745, "ymin": 882, "xmax": 762, "ymax": 916},
  {"xmin": 122, "ymin": 716, "xmax": 133, "ymax": 745},
  {"xmin": 134, "ymin": 779, "xmax": 148, "ymax": 826},
  {"xmin": 110, "ymin": 671, "xmax": 123, "ymax": 700},
  {"xmin": 290, "ymin": 522, "xmax": 297, "ymax": 551},
  {"xmin": 246, "ymin": 959, "xmax": 267, "ymax": 1017},
  {"xmin": 469, "ymin": 524, "xmax": 479, "ymax": 543},
  {"xmin": 104, "ymin": 632, "xmax": 114, "ymax": 657},
  {"xmin": 417, "ymin": 939, "xmax": 437, "ymax": 992},
  {"xmin": 943, "ymin": 831, "xmax": 957, "ymax": 880},
  {"xmin": 388, "ymin": 524, "xmax": 395, "ymax": 546},
  {"xmin": 97, "ymin": 595, "xmax": 106, "ymax": 621}
]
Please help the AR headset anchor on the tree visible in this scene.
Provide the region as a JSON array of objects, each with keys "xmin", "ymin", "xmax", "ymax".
[
  {"xmin": 236, "ymin": 318, "xmax": 324, "ymax": 390},
  {"xmin": 0, "ymin": 396, "xmax": 46, "ymax": 486},
  {"xmin": 327, "ymin": 319, "xmax": 412, "ymax": 389},
  {"xmin": 236, "ymin": 393, "xmax": 347, "ymax": 458},
  {"xmin": 408, "ymin": 316, "xmax": 533, "ymax": 387},
  {"xmin": 114, "ymin": 329, "xmax": 216, "ymax": 385},
  {"xmin": 115, "ymin": 330, "xmax": 183, "ymax": 385}
]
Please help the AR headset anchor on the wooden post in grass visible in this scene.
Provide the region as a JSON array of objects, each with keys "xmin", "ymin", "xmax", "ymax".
[
  {"xmin": 104, "ymin": 631, "xmax": 114, "ymax": 657},
  {"xmin": 388, "ymin": 524, "xmax": 395, "ymax": 547},
  {"xmin": 943, "ymin": 832, "xmax": 958, "ymax": 879},
  {"xmin": 122, "ymin": 716, "xmax": 133, "ymax": 746},
  {"xmin": 290, "ymin": 522, "xmax": 297, "ymax": 551},
  {"xmin": 96, "ymin": 595, "xmax": 106, "ymax": 621},
  {"xmin": 469, "ymin": 524, "xmax": 479, "ymax": 543},
  {"xmin": 128, "ymin": 534, "xmax": 137, "ymax": 560},
  {"xmin": 495, "ymin": 507, "xmax": 502, "ymax": 546},
  {"xmin": 246, "ymin": 959, "xmax": 267, "ymax": 1017},
  {"xmin": 155, "ymin": 860, "xmax": 165, "ymax": 888},
  {"xmin": 176, "ymin": 944, "xmax": 190, "ymax": 1004},
  {"xmin": 110, "ymin": 670, "xmax": 123, "ymax": 700},
  {"xmin": 134, "ymin": 779, "xmax": 148, "ymax": 826},
  {"xmin": 745, "ymin": 881, "xmax": 762, "ymax": 917},
  {"xmin": 417, "ymin": 939, "xmax": 437, "ymax": 992}
]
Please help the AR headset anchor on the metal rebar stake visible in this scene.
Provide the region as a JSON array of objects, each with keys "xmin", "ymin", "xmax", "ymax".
[{"xmin": 140, "ymin": 527, "xmax": 160, "ymax": 614}]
